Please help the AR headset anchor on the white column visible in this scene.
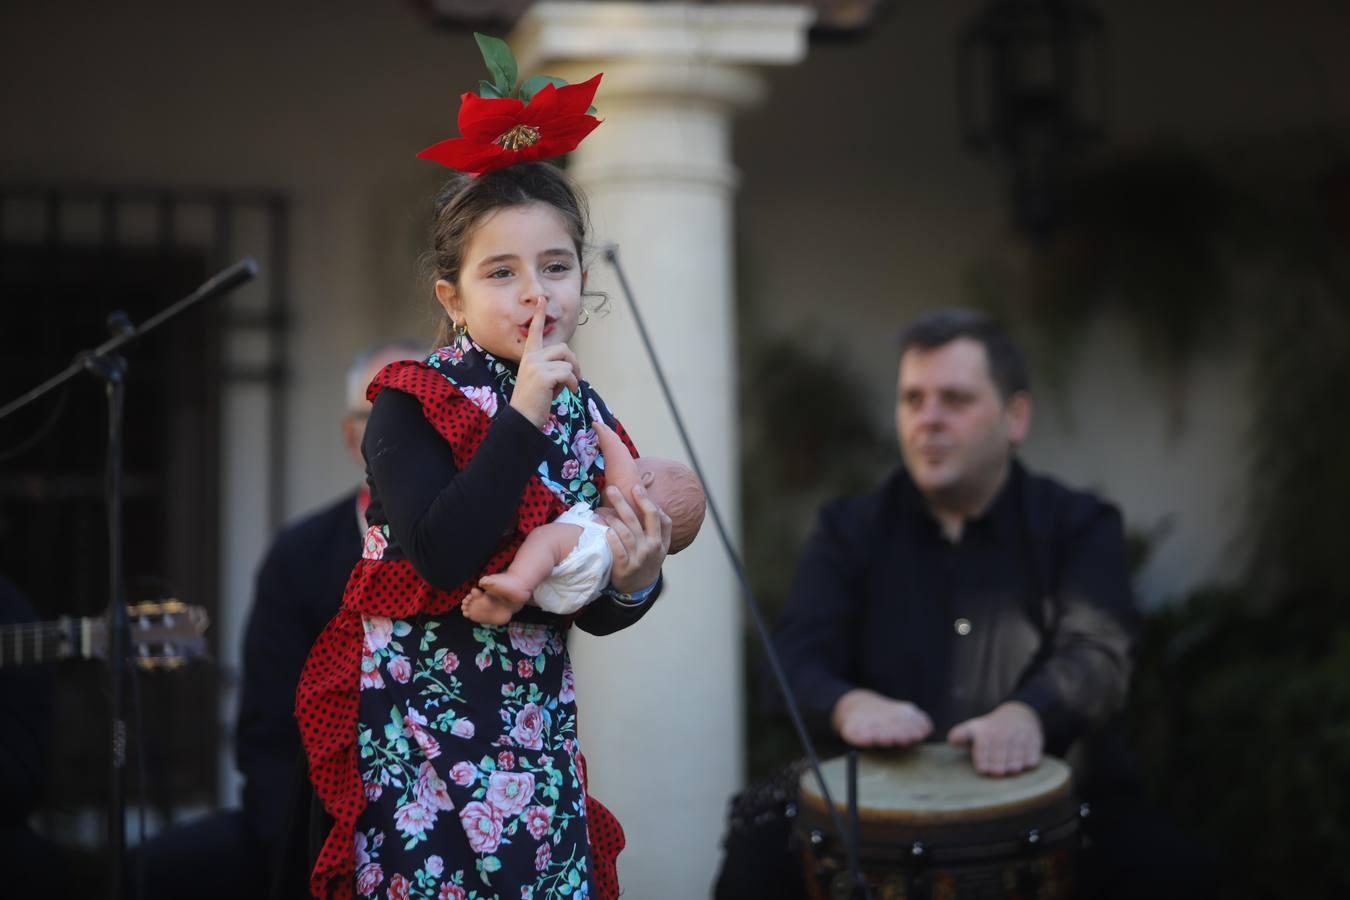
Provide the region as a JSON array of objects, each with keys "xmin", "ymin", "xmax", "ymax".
[{"xmin": 512, "ymin": 4, "xmax": 813, "ymax": 896}]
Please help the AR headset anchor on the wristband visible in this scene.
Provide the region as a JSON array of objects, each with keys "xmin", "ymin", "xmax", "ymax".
[{"xmin": 602, "ymin": 577, "xmax": 659, "ymax": 607}]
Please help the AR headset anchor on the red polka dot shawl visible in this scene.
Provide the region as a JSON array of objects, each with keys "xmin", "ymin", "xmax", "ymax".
[{"xmin": 295, "ymin": 352, "xmax": 635, "ymax": 900}]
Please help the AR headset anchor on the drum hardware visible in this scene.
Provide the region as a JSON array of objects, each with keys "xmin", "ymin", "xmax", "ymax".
[{"xmin": 797, "ymin": 746, "xmax": 1080, "ymax": 899}]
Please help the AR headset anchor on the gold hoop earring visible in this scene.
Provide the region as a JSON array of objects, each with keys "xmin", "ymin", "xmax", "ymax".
[{"xmin": 453, "ymin": 320, "xmax": 468, "ymax": 338}]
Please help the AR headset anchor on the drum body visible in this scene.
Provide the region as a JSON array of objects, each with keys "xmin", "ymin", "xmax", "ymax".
[{"xmin": 794, "ymin": 745, "xmax": 1080, "ymax": 900}]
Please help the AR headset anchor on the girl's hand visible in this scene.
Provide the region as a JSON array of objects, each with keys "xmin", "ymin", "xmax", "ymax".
[
  {"xmin": 605, "ymin": 483, "xmax": 673, "ymax": 593},
  {"xmin": 510, "ymin": 298, "xmax": 581, "ymax": 429}
]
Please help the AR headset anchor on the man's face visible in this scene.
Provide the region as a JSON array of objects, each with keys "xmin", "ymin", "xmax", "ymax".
[{"xmin": 895, "ymin": 337, "xmax": 1029, "ymax": 505}]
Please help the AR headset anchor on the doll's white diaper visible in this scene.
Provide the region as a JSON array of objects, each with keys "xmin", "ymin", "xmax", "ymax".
[{"xmin": 532, "ymin": 503, "xmax": 614, "ymax": 615}]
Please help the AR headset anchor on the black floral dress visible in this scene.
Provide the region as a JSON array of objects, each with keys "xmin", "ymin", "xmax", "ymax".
[{"xmin": 297, "ymin": 337, "xmax": 637, "ymax": 900}]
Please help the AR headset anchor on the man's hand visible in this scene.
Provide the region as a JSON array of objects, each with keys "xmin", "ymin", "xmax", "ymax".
[
  {"xmin": 830, "ymin": 689, "xmax": 933, "ymax": 748},
  {"xmin": 947, "ymin": 701, "xmax": 1043, "ymax": 776}
]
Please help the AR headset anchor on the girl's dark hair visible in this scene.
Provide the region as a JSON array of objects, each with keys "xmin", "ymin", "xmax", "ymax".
[{"xmin": 428, "ymin": 162, "xmax": 599, "ymax": 347}]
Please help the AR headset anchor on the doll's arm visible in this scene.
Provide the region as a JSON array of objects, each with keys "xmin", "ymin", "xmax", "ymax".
[{"xmin": 594, "ymin": 420, "xmax": 641, "ymax": 498}]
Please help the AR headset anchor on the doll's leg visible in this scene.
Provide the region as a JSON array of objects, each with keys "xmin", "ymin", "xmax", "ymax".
[
  {"xmin": 476, "ymin": 522, "xmax": 583, "ymax": 612},
  {"xmin": 460, "ymin": 587, "xmax": 522, "ymax": 626}
]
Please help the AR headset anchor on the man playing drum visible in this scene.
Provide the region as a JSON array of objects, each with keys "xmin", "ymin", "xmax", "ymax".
[
  {"xmin": 742, "ymin": 309, "xmax": 1200, "ymax": 898},
  {"xmin": 777, "ymin": 308, "xmax": 1135, "ymax": 781}
]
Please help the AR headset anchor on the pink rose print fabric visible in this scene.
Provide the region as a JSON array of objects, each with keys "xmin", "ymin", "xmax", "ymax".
[
  {"xmin": 297, "ymin": 346, "xmax": 637, "ymax": 900},
  {"xmin": 354, "ymin": 615, "xmax": 593, "ymax": 898}
]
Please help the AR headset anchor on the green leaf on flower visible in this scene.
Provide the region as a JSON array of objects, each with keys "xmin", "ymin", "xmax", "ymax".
[
  {"xmin": 395, "ymin": 738, "xmax": 410, "ymax": 755},
  {"xmin": 483, "ymin": 855, "xmax": 502, "ymax": 874},
  {"xmin": 393, "ymin": 621, "xmax": 412, "ymax": 637},
  {"xmin": 568, "ymin": 868, "xmax": 582, "ymax": 887},
  {"xmin": 474, "ymin": 33, "xmax": 517, "ymax": 95},
  {"xmin": 478, "ymin": 80, "xmax": 507, "ymax": 100},
  {"xmin": 480, "ymin": 755, "xmax": 497, "ymax": 771},
  {"xmin": 558, "ymin": 884, "xmax": 572, "ymax": 896},
  {"xmin": 535, "ymin": 653, "xmax": 546, "ymax": 673},
  {"xmin": 581, "ymin": 482, "xmax": 598, "ymax": 498},
  {"xmin": 520, "ymin": 74, "xmax": 569, "ymax": 103}
]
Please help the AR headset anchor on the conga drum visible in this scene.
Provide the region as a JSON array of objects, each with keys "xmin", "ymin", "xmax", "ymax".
[{"xmin": 794, "ymin": 744, "xmax": 1081, "ymax": 900}]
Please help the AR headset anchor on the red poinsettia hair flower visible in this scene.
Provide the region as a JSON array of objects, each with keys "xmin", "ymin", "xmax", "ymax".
[{"xmin": 417, "ymin": 73, "xmax": 603, "ymax": 176}]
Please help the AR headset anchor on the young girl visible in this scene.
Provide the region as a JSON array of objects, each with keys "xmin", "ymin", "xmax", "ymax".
[{"xmin": 295, "ymin": 57, "xmax": 671, "ymax": 900}]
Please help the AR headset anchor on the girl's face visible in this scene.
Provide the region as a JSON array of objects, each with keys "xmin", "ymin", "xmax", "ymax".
[{"xmin": 435, "ymin": 202, "xmax": 584, "ymax": 362}]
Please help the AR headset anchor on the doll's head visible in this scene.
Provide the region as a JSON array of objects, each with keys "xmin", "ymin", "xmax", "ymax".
[
  {"xmin": 633, "ymin": 458, "xmax": 706, "ymax": 555},
  {"xmin": 593, "ymin": 420, "xmax": 705, "ymax": 554}
]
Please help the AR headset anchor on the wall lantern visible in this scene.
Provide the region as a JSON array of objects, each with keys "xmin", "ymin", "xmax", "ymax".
[{"xmin": 958, "ymin": 0, "xmax": 1108, "ymax": 238}]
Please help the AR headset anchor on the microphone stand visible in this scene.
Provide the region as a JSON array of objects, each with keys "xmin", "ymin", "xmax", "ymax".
[
  {"xmin": 0, "ymin": 258, "xmax": 258, "ymax": 899},
  {"xmin": 602, "ymin": 247, "xmax": 873, "ymax": 899}
]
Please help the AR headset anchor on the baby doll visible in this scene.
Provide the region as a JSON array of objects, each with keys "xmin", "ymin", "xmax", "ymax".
[{"xmin": 461, "ymin": 420, "xmax": 705, "ymax": 625}]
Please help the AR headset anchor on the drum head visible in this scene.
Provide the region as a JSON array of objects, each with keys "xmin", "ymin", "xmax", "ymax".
[{"xmin": 798, "ymin": 743, "xmax": 1071, "ymax": 825}]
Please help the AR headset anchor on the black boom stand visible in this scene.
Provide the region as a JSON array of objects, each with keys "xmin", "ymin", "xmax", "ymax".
[
  {"xmin": 602, "ymin": 246, "xmax": 874, "ymax": 899},
  {"xmin": 0, "ymin": 258, "xmax": 258, "ymax": 900}
]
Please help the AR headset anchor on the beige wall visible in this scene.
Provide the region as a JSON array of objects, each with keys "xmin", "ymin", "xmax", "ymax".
[
  {"xmin": 735, "ymin": 0, "xmax": 1350, "ymax": 606},
  {"xmin": 3, "ymin": 0, "xmax": 473, "ymax": 508},
  {"xmin": 4, "ymin": 0, "xmax": 1347, "ymax": 882},
  {"xmin": 2, "ymin": 0, "xmax": 486, "ymax": 802}
]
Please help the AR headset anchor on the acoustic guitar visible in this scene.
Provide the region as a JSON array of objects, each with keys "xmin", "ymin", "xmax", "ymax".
[{"xmin": 0, "ymin": 599, "xmax": 209, "ymax": 671}]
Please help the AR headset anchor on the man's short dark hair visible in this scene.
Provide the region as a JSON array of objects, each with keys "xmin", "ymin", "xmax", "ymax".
[{"xmin": 897, "ymin": 308, "xmax": 1030, "ymax": 399}]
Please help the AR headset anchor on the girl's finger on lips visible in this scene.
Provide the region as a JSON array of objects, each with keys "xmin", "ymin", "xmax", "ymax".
[{"xmin": 525, "ymin": 299, "xmax": 547, "ymax": 350}]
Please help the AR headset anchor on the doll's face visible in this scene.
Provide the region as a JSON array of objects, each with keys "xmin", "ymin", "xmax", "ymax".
[{"xmin": 434, "ymin": 202, "xmax": 584, "ymax": 362}]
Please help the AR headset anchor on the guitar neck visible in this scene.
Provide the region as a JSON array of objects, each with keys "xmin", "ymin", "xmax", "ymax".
[
  {"xmin": 0, "ymin": 617, "xmax": 83, "ymax": 667},
  {"xmin": 0, "ymin": 602, "xmax": 208, "ymax": 671}
]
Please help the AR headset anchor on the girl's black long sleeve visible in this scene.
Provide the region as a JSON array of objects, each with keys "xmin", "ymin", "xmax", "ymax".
[
  {"xmin": 361, "ymin": 387, "xmax": 661, "ymax": 633},
  {"xmin": 363, "ymin": 387, "xmax": 552, "ymax": 592}
]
